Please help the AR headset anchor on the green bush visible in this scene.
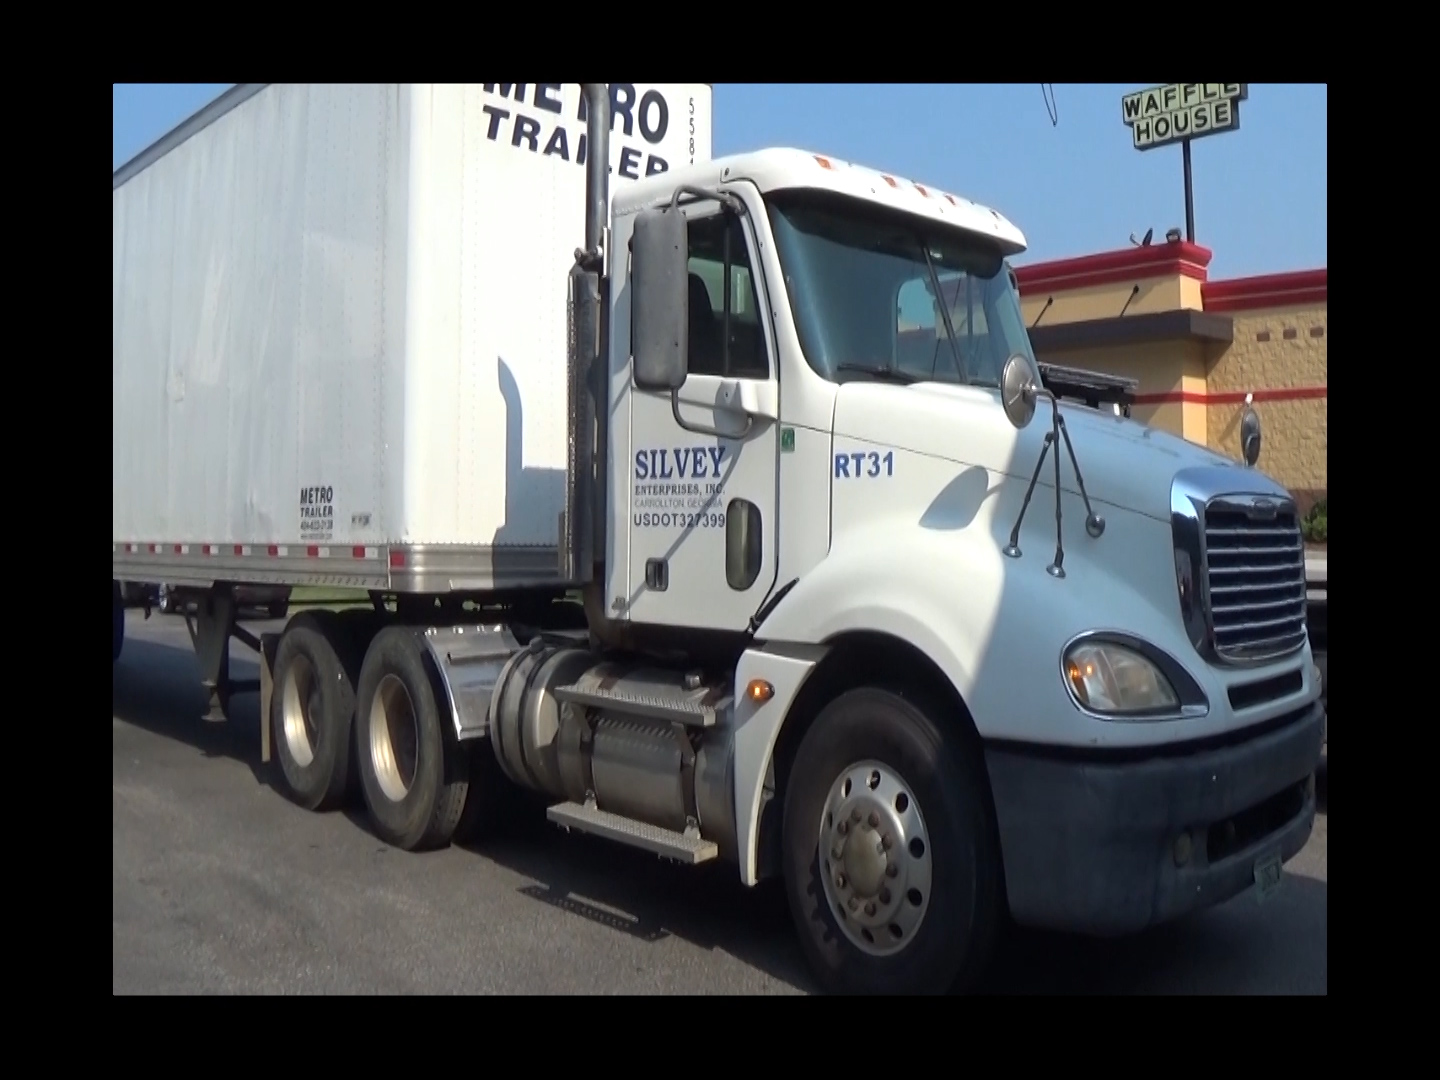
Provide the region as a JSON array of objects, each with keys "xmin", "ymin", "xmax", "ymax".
[{"xmin": 1302, "ymin": 498, "xmax": 1327, "ymax": 544}]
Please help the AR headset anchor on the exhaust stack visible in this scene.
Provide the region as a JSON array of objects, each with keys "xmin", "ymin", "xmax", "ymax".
[{"xmin": 560, "ymin": 83, "xmax": 610, "ymax": 585}]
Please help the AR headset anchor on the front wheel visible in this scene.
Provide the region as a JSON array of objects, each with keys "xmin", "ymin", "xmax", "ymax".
[{"xmin": 782, "ymin": 686, "xmax": 1003, "ymax": 995}]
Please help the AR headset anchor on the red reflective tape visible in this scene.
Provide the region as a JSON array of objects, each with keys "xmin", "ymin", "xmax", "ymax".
[
  {"xmin": 267, "ymin": 545, "xmax": 279, "ymax": 556},
  {"xmin": 389, "ymin": 550, "xmax": 406, "ymax": 568},
  {"xmin": 306, "ymin": 545, "xmax": 320, "ymax": 557},
  {"xmin": 1132, "ymin": 386, "xmax": 1328, "ymax": 406},
  {"xmin": 352, "ymin": 546, "xmax": 366, "ymax": 559},
  {"xmin": 149, "ymin": 544, "xmax": 160, "ymax": 554},
  {"xmin": 173, "ymin": 544, "xmax": 183, "ymax": 554}
]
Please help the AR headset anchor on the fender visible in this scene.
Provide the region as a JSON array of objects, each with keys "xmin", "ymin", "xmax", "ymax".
[{"xmin": 752, "ymin": 503, "xmax": 1236, "ymax": 750}]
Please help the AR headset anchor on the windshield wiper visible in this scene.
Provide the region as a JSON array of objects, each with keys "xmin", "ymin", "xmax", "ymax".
[
  {"xmin": 836, "ymin": 363, "xmax": 918, "ymax": 384},
  {"xmin": 919, "ymin": 241, "xmax": 970, "ymax": 385}
]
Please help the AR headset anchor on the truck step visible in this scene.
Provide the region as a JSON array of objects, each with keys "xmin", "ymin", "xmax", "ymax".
[
  {"xmin": 553, "ymin": 677, "xmax": 724, "ymax": 728},
  {"xmin": 547, "ymin": 801, "xmax": 719, "ymax": 864}
]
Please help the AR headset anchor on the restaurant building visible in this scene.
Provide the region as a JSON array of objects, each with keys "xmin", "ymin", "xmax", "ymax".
[{"xmin": 1013, "ymin": 239, "xmax": 1327, "ymax": 512}]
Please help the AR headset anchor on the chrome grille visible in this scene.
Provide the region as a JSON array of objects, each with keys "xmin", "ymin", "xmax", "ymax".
[{"xmin": 1202, "ymin": 497, "xmax": 1307, "ymax": 662}]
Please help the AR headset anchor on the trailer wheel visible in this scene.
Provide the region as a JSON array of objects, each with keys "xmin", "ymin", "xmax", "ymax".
[
  {"xmin": 355, "ymin": 627, "xmax": 470, "ymax": 851},
  {"xmin": 270, "ymin": 612, "xmax": 360, "ymax": 812},
  {"xmin": 113, "ymin": 581, "xmax": 125, "ymax": 663},
  {"xmin": 781, "ymin": 687, "xmax": 1002, "ymax": 995}
]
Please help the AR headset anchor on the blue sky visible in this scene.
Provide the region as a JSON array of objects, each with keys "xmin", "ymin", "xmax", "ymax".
[{"xmin": 112, "ymin": 83, "xmax": 1326, "ymax": 280}]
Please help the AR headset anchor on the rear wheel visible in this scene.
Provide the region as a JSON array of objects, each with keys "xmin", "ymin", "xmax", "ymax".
[
  {"xmin": 782, "ymin": 686, "xmax": 1002, "ymax": 995},
  {"xmin": 271, "ymin": 612, "xmax": 360, "ymax": 811},
  {"xmin": 355, "ymin": 627, "xmax": 470, "ymax": 851}
]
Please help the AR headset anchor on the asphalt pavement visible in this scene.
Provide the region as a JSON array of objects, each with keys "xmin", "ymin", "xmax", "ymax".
[{"xmin": 113, "ymin": 611, "xmax": 1327, "ymax": 995}]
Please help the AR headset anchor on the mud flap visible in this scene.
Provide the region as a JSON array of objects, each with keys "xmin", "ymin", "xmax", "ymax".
[{"xmin": 259, "ymin": 632, "xmax": 280, "ymax": 764}]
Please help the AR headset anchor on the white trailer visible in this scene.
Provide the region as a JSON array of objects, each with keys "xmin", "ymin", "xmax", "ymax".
[{"xmin": 113, "ymin": 83, "xmax": 1325, "ymax": 995}]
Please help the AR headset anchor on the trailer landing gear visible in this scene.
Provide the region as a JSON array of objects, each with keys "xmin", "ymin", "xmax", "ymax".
[{"xmin": 183, "ymin": 585, "xmax": 263, "ymax": 722}]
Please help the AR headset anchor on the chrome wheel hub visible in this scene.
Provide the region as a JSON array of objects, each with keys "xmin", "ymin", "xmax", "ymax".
[
  {"xmin": 280, "ymin": 654, "xmax": 319, "ymax": 768},
  {"xmin": 370, "ymin": 674, "xmax": 419, "ymax": 803},
  {"xmin": 818, "ymin": 761, "xmax": 933, "ymax": 957}
]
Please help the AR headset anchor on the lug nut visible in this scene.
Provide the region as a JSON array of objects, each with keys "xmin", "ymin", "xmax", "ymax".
[
  {"xmin": 851, "ymin": 809, "xmax": 862, "ymax": 824},
  {"xmin": 864, "ymin": 901, "xmax": 877, "ymax": 916},
  {"xmin": 838, "ymin": 820, "xmax": 849, "ymax": 835},
  {"xmin": 880, "ymin": 834, "xmax": 892, "ymax": 851},
  {"xmin": 835, "ymin": 873, "xmax": 846, "ymax": 889},
  {"xmin": 879, "ymin": 888, "xmax": 891, "ymax": 904},
  {"xmin": 868, "ymin": 811, "xmax": 880, "ymax": 828},
  {"xmin": 848, "ymin": 897, "xmax": 859, "ymax": 911},
  {"xmin": 832, "ymin": 844, "xmax": 844, "ymax": 860},
  {"xmin": 886, "ymin": 863, "xmax": 899, "ymax": 878}
]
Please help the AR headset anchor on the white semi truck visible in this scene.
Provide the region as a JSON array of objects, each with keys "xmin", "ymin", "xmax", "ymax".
[{"xmin": 112, "ymin": 82, "xmax": 1324, "ymax": 995}]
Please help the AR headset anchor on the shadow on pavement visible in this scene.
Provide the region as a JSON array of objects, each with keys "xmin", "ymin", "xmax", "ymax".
[
  {"xmin": 114, "ymin": 632, "xmax": 1326, "ymax": 996},
  {"xmin": 112, "ymin": 636, "xmax": 275, "ymax": 793},
  {"xmin": 458, "ymin": 809, "xmax": 810, "ymax": 988},
  {"xmin": 984, "ymin": 873, "xmax": 1327, "ymax": 995}
]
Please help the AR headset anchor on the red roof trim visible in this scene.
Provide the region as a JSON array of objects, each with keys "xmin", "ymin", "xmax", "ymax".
[
  {"xmin": 1201, "ymin": 269, "xmax": 1327, "ymax": 313},
  {"xmin": 1014, "ymin": 241, "xmax": 1213, "ymax": 296}
]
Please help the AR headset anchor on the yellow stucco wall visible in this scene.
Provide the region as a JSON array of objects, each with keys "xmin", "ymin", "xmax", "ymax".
[
  {"xmin": 1015, "ymin": 245, "xmax": 1326, "ymax": 504},
  {"xmin": 1020, "ymin": 274, "xmax": 1200, "ymax": 326},
  {"xmin": 1205, "ymin": 303, "xmax": 1327, "ymax": 498},
  {"xmin": 1036, "ymin": 340, "xmax": 1210, "ymax": 442}
]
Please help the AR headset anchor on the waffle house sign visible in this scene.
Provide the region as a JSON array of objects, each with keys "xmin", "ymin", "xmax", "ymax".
[{"xmin": 1121, "ymin": 84, "xmax": 1247, "ymax": 151}]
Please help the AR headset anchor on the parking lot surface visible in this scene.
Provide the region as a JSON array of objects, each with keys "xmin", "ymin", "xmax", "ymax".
[{"xmin": 113, "ymin": 612, "xmax": 1327, "ymax": 995}]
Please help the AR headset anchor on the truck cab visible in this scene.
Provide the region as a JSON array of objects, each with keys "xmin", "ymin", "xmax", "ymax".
[
  {"xmin": 608, "ymin": 150, "xmax": 1318, "ymax": 750},
  {"xmin": 594, "ymin": 149, "xmax": 1322, "ymax": 978}
]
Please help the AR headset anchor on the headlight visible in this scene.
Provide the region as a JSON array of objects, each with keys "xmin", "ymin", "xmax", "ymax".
[{"xmin": 1064, "ymin": 641, "xmax": 1180, "ymax": 715}]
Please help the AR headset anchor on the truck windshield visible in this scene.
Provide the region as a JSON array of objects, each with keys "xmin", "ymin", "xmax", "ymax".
[{"xmin": 765, "ymin": 190, "xmax": 1039, "ymax": 389}]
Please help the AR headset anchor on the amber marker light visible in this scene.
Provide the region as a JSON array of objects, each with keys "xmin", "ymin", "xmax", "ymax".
[{"xmin": 746, "ymin": 679, "xmax": 775, "ymax": 704}]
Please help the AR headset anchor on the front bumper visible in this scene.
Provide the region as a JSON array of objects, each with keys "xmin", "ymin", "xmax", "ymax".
[{"xmin": 984, "ymin": 700, "xmax": 1324, "ymax": 936}]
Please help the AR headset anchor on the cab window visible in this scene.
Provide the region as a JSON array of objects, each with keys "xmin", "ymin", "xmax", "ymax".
[{"xmin": 684, "ymin": 212, "xmax": 770, "ymax": 379}]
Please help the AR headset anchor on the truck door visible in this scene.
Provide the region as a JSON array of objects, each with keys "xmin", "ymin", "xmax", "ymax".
[{"xmin": 625, "ymin": 200, "xmax": 780, "ymax": 630}]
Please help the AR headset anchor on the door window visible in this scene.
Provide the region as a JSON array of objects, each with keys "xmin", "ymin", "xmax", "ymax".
[{"xmin": 684, "ymin": 213, "xmax": 770, "ymax": 380}]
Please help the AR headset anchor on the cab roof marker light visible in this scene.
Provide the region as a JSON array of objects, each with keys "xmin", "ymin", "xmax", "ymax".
[{"xmin": 814, "ymin": 155, "xmax": 835, "ymax": 169}]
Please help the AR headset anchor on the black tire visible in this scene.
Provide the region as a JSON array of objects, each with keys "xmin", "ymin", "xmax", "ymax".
[
  {"xmin": 781, "ymin": 686, "xmax": 1003, "ymax": 995},
  {"xmin": 113, "ymin": 581, "xmax": 125, "ymax": 663},
  {"xmin": 270, "ymin": 611, "xmax": 360, "ymax": 812},
  {"xmin": 453, "ymin": 737, "xmax": 517, "ymax": 845},
  {"xmin": 355, "ymin": 627, "xmax": 470, "ymax": 851}
]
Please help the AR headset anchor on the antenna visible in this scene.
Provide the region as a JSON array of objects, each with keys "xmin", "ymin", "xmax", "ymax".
[{"xmin": 1041, "ymin": 84, "xmax": 1058, "ymax": 127}]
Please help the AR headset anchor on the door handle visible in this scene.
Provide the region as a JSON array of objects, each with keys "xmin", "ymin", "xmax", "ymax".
[{"xmin": 670, "ymin": 389, "xmax": 753, "ymax": 439}]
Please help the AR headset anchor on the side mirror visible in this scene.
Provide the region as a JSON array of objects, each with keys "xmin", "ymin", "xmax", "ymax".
[
  {"xmin": 631, "ymin": 206, "xmax": 689, "ymax": 392},
  {"xmin": 1240, "ymin": 402, "xmax": 1262, "ymax": 467},
  {"xmin": 1000, "ymin": 353, "xmax": 1039, "ymax": 429}
]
